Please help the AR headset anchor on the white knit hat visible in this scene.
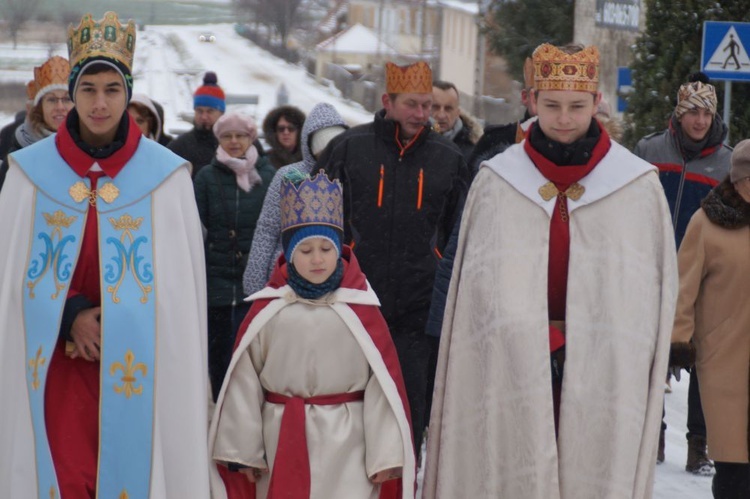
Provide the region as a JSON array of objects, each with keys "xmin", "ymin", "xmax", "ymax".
[{"xmin": 311, "ymin": 126, "xmax": 346, "ymax": 157}]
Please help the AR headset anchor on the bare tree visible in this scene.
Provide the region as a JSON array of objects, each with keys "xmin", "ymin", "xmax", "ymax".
[
  {"xmin": 0, "ymin": 0, "xmax": 43, "ymax": 49},
  {"xmin": 235, "ymin": 0, "xmax": 303, "ymax": 47}
]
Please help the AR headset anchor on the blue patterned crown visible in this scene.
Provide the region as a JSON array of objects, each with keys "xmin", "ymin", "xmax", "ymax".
[{"xmin": 280, "ymin": 169, "xmax": 343, "ymax": 233}]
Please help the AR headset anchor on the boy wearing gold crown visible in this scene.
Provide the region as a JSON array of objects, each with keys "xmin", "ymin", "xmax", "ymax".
[
  {"xmin": 208, "ymin": 170, "xmax": 415, "ymax": 499},
  {"xmin": 423, "ymin": 44, "xmax": 678, "ymax": 498},
  {"xmin": 319, "ymin": 60, "xmax": 470, "ymax": 454},
  {"xmin": 0, "ymin": 12, "xmax": 210, "ymax": 498}
]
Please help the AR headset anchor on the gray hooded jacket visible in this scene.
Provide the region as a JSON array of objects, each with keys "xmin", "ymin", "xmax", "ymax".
[{"xmin": 242, "ymin": 102, "xmax": 348, "ymax": 295}]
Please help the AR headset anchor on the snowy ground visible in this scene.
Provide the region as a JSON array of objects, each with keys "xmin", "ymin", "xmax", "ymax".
[{"xmin": 0, "ymin": 24, "xmax": 717, "ymax": 498}]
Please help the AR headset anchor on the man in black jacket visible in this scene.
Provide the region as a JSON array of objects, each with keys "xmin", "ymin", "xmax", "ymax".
[{"xmin": 320, "ymin": 61, "xmax": 470, "ymax": 454}]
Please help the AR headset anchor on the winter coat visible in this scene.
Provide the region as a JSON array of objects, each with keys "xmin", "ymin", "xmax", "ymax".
[
  {"xmin": 670, "ymin": 178, "xmax": 750, "ymax": 463},
  {"xmin": 634, "ymin": 117, "xmax": 732, "ymax": 247},
  {"xmin": 194, "ymin": 153, "xmax": 276, "ymax": 307},
  {"xmin": 262, "ymin": 106, "xmax": 305, "ymax": 169},
  {"xmin": 467, "ymin": 113, "xmax": 536, "ymax": 175},
  {"xmin": 242, "ymin": 102, "xmax": 348, "ymax": 295},
  {"xmin": 320, "ymin": 109, "xmax": 470, "ymax": 333},
  {"xmin": 169, "ymin": 127, "xmax": 219, "ymax": 177},
  {"xmin": 450, "ymin": 112, "xmax": 483, "ymax": 161}
]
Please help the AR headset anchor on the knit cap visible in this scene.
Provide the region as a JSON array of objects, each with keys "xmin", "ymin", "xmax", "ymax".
[
  {"xmin": 212, "ymin": 113, "xmax": 258, "ymax": 142},
  {"xmin": 194, "ymin": 71, "xmax": 226, "ymax": 112},
  {"xmin": 731, "ymin": 139, "xmax": 750, "ymax": 183}
]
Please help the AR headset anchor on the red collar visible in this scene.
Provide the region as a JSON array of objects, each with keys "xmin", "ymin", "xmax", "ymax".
[
  {"xmin": 524, "ymin": 123, "xmax": 611, "ymax": 189},
  {"xmin": 55, "ymin": 113, "xmax": 142, "ymax": 178}
]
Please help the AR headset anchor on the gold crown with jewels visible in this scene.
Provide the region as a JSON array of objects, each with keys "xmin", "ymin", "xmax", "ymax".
[
  {"xmin": 67, "ymin": 12, "xmax": 136, "ymax": 72},
  {"xmin": 532, "ymin": 43, "xmax": 599, "ymax": 93}
]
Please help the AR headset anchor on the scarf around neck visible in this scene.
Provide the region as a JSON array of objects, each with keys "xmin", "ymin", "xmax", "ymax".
[
  {"xmin": 287, "ymin": 259, "xmax": 344, "ymax": 300},
  {"xmin": 670, "ymin": 113, "xmax": 727, "ymax": 161},
  {"xmin": 215, "ymin": 144, "xmax": 261, "ymax": 192},
  {"xmin": 441, "ymin": 116, "xmax": 464, "ymax": 142}
]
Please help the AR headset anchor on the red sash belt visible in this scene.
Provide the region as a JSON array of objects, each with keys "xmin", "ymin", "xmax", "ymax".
[{"xmin": 264, "ymin": 390, "xmax": 365, "ymax": 499}]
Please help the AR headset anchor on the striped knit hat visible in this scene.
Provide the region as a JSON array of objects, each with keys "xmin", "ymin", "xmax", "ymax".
[{"xmin": 194, "ymin": 71, "xmax": 225, "ymax": 112}]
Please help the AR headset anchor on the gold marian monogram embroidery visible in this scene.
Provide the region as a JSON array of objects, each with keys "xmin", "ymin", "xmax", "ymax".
[
  {"xmin": 538, "ymin": 181, "xmax": 585, "ymax": 201},
  {"xmin": 29, "ymin": 346, "xmax": 47, "ymax": 390},
  {"xmin": 110, "ymin": 350, "xmax": 147, "ymax": 398},
  {"xmin": 69, "ymin": 181, "xmax": 119, "ymax": 205}
]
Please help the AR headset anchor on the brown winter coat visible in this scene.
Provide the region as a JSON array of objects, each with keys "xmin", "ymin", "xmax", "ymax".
[{"xmin": 671, "ymin": 178, "xmax": 750, "ymax": 463}]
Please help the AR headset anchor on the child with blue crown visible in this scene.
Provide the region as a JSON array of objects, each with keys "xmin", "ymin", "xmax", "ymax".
[{"xmin": 209, "ymin": 170, "xmax": 415, "ymax": 499}]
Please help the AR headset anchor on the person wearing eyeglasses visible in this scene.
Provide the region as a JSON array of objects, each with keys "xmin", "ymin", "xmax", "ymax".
[
  {"xmin": 0, "ymin": 56, "xmax": 73, "ymax": 191},
  {"xmin": 262, "ymin": 105, "xmax": 305, "ymax": 169},
  {"xmin": 194, "ymin": 112, "xmax": 276, "ymax": 400}
]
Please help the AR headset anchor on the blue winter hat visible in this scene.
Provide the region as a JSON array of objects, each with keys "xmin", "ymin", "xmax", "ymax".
[
  {"xmin": 283, "ymin": 225, "xmax": 342, "ymax": 263},
  {"xmin": 193, "ymin": 71, "xmax": 226, "ymax": 112}
]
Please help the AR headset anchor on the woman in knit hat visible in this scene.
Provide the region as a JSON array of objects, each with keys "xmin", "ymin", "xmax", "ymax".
[
  {"xmin": 209, "ymin": 169, "xmax": 415, "ymax": 499},
  {"xmin": 262, "ymin": 104, "xmax": 306, "ymax": 168},
  {"xmin": 194, "ymin": 112, "xmax": 277, "ymax": 400},
  {"xmin": 11, "ymin": 56, "xmax": 73, "ymax": 151},
  {"xmin": 670, "ymin": 139, "xmax": 750, "ymax": 499}
]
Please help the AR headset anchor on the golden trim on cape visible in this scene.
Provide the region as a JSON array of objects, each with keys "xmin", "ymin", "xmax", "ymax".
[
  {"xmin": 538, "ymin": 181, "xmax": 585, "ymax": 201},
  {"xmin": 532, "ymin": 43, "xmax": 599, "ymax": 93},
  {"xmin": 68, "ymin": 181, "xmax": 120, "ymax": 204},
  {"xmin": 67, "ymin": 11, "xmax": 136, "ymax": 72},
  {"xmin": 385, "ymin": 61, "xmax": 432, "ymax": 94}
]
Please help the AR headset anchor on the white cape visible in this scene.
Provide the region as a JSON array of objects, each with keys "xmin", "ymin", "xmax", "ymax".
[
  {"xmin": 0, "ymin": 158, "xmax": 211, "ymax": 498},
  {"xmin": 423, "ymin": 141, "xmax": 678, "ymax": 499}
]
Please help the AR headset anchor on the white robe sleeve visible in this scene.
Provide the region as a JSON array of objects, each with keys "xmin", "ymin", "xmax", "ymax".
[
  {"xmin": 363, "ymin": 370, "xmax": 404, "ymax": 477},
  {"xmin": 212, "ymin": 348, "xmax": 267, "ymax": 469}
]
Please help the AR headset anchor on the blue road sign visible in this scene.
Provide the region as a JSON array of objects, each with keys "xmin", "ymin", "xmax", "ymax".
[
  {"xmin": 617, "ymin": 67, "xmax": 632, "ymax": 113},
  {"xmin": 702, "ymin": 21, "xmax": 750, "ymax": 81}
]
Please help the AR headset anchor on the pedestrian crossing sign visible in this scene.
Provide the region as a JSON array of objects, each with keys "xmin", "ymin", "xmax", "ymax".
[{"xmin": 702, "ymin": 21, "xmax": 750, "ymax": 81}]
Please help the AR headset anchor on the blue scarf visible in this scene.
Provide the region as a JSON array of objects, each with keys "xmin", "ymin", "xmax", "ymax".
[{"xmin": 287, "ymin": 259, "xmax": 344, "ymax": 300}]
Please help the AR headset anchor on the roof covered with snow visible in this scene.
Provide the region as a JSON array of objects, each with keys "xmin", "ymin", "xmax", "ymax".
[
  {"xmin": 438, "ymin": 0, "xmax": 480, "ymax": 15},
  {"xmin": 316, "ymin": 23, "xmax": 397, "ymax": 56}
]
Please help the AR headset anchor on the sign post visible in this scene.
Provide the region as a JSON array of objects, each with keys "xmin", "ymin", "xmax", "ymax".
[{"xmin": 702, "ymin": 21, "xmax": 750, "ymax": 143}]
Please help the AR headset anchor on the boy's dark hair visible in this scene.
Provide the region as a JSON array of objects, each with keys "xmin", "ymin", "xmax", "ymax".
[{"xmin": 81, "ymin": 62, "xmax": 121, "ymax": 76}]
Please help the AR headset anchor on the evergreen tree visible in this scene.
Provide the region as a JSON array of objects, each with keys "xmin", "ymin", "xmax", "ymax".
[
  {"xmin": 485, "ymin": 0, "xmax": 574, "ymax": 80},
  {"xmin": 626, "ymin": 1, "xmax": 750, "ymax": 148}
]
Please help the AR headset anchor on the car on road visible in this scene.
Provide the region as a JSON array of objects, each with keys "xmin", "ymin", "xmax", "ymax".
[{"xmin": 198, "ymin": 32, "xmax": 216, "ymax": 43}]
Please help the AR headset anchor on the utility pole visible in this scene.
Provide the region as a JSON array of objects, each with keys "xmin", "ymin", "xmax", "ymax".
[{"xmin": 473, "ymin": 0, "xmax": 486, "ymax": 118}]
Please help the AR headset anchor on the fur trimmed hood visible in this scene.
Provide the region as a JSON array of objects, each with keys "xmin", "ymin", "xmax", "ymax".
[
  {"xmin": 701, "ymin": 177, "xmax": 750, "ymax": 229},
  {"xmin": 459, "ymin": 112, "xmax": 483, "ymax": 145}
]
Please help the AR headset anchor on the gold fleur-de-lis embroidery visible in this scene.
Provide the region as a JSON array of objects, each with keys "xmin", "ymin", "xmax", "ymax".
[
  {"xmin": 119, "ymin": 489, "xmax": 129, "ymax": 499},
  {"xmin": 29, "ymin": 346, "xmax": 47, "ymax": 390},
  {"xmin": 110, "ymin": 350, "xmax": 148, "ymax": 398}
]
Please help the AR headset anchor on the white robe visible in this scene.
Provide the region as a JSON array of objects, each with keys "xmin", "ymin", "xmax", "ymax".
[
  {"xmin": 423, "ymin": 141, "xmax": 678, "ymax": 499},
  {"xmin": 0, "ymin": 158, "xmax": 211, "ymax": 498},
  {"xmin": 209, "ymin": 282, "xmax": 415, "ymax": 499}
]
